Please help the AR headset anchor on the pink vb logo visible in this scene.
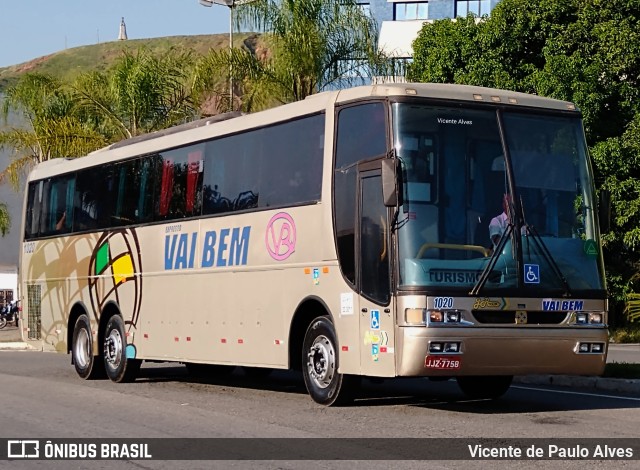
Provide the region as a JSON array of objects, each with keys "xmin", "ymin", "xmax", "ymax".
[{"xmin": 265, "ymin": 212, "xmax": 296, "ymax": 261}]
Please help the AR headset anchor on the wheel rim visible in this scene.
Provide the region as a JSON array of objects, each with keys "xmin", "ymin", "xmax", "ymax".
[
  {"xmin": 74, "ymin": 328, "xmax": 91, "ymax": 368},
  {"xmin": 104, "ymin": 328, "xmax": 123, "ymax": 369},
  {"xmin": 307, "ymin": 334, "xmax": 336, "ymax": 389}
]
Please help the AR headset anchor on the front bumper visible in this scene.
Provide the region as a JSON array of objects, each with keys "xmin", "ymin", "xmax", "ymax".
[{"xmin": 397, "ymin": 326, "xmax": 608, "ymax": 377}]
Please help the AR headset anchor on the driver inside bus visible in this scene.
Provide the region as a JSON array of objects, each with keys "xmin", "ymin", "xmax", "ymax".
[{"xmin": 489, "ymin": 193, "xmax": 511, "ymax": 247}]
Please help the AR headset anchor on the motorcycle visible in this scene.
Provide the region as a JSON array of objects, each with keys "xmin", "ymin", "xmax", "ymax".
[{"xmin": 0, "ymin": 300, "xmax": 19, "ymax": 330}]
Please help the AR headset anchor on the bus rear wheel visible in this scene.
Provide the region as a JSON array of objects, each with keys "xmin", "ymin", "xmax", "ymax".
[
  {"xmin": 103, "ymin": 315, "xmax": 141, "ymax": 383},
  {"xmin": 302, "ymin": 316, "xmax": 357, "ymax": 406},
  {"xmin": 456, "ymin": 375, "xmax": 513, "ymax": 399},
  {"xmin": 72, "ymin": 314, "xmax": 105, "ymax": 379}
]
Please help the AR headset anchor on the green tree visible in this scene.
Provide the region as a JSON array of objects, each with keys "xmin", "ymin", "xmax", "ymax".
[
  {"xmin": 408, "ymin": 0, "xmax": 640, "ymax": 322},
  {"xmin": 407, "ymin": 14, "xmax": 487, "ymax": 85},
  {"xmin": 194, "ymin": 0, "xmax": 385, "ymax": 112},
  {"xmin": 407, "ymin": 0, "xmax": 578, "ymax": 90}
]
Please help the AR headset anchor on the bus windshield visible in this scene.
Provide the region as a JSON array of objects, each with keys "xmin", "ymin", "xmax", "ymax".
[{"xmin": 393, "ymin": 102, "xmax": 604, "ymax": 293}]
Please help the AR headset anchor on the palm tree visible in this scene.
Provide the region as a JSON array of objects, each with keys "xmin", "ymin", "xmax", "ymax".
[
  {"xmin": 0, "ymin": 202, "xmax": 9, "ymax": 236},
  {"xmin": 0, "ymin": 73, "xmax": 108, "ymax": 190},
  {"xmin": 626, "ymin": 294, "xmax": 640, "ymax": 322},
  {"xmin": 0, "ymin": 48, "xmax": 204, "ymax": 234},
  {"xmin": 194, "ymin": 0, "xmax": 392, "ymax": 112},
  {"xmin": 0, "ymin": 49, "xmax": 202, "ymax": 179},
  {"xmin": 71, "ymin": 48, "xmax": 201, "ymax": 139}
]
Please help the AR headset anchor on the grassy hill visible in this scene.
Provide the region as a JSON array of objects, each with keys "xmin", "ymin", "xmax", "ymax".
[{"xmin": 0, "ymin": 33, "xmax": 258, "ymax": 91}]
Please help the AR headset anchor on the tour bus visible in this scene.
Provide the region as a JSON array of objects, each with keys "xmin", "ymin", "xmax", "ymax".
[{"xmin": 19, "ymin": 83, "xmax": 608, "ymax": 405}]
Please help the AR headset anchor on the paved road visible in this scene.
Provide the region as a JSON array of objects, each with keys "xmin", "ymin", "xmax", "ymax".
[
  {"xmin": 0, "ymin": 350, "xmax": 639, "ymax": 469},
  {"xmin": 608, "ymin": 344, "xmax": 640, "ymax": 364}
]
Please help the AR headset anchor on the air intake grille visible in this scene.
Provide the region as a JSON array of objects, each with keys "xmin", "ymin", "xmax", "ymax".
[
  {"xmin": 472, "ymin": 310, "xmax": 568, "ymax": 325},
  {"xmin": 27, "ymin": 284, "xmax": 41, "ymax": 340}
]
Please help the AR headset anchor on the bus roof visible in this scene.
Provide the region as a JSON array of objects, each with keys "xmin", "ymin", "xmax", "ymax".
[
  {"xmin": 333, "ymin": 82, "xmax": 578, "ymax": 112},
  {"xmin": 27, "ymin": 82, "xmax": 578, "ymax": 182}
]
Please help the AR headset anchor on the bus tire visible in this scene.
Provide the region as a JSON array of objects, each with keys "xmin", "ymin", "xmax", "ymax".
[
  {"xmin": 103, "ymin": 315, "xmax": 140, "ymax": 383},
  {"xmin": 456, "ymin": 375, "xmax": 513, "ymax": 399},
  {"xmin": 302, "ymin": 316, "xmax": 357, "ymax": 406},
  {"xmin": 72, "ymin": 314, "xmax": 105, "ymax": 379}
]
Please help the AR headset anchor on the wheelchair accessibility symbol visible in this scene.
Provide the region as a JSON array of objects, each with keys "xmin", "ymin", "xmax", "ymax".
[
  {"xmin": 370, "ymin": 310, "xmax": 380, "ymax": 330},
  {"xmin": 524, "ymin": 264, "xmax": 540, "ymax": 284}
]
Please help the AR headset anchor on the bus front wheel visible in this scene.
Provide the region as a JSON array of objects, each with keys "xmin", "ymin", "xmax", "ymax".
[
  {"xmin": 71, "ymin": 314, "xmax": 105, "ymax": 379},
  {"xmin": 302, "ymin": 316, "xmax": 357, "ymax": 406},
  {"xmin": 103, "ymin": 315, "xmax": 141, "ymax": 383},
  {"xmin": 456, "ymin": 375, "xmax": 513, "ymax": 399}
]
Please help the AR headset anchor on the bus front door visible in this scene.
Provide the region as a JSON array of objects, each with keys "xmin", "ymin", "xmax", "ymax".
[{"xmin": 357, "ymin": 164, "xmax": 395, "ymax": 377}]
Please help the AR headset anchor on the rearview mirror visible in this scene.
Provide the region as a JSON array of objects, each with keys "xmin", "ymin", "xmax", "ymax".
[{"xmin": 382, "ymin": 159, "xmax": 398, "ymax": 207}]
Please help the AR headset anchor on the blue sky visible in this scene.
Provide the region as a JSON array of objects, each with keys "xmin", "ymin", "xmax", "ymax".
[{"xmin": 0, "ymin": 0, "xmax": 232, "ymax": 68}]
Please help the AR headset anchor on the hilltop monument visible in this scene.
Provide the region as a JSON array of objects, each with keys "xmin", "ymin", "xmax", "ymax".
[{"xmin": 118, "ymin": 17, "xmax": 128, "ymax": 41}]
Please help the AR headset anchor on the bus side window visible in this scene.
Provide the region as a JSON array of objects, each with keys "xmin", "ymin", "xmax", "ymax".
[
  {"xmin": 40, "ymin": 175, "xmax": 74, "ymax": 235},
  {"xmin": 140, "ymin": 155, "xmax": 162, "ymax": 222},
  {"xmin": 156, "ymin": 146, "xmax": 204, "ymax": 220},
  {"xmin": 158, "ymin": 157, "xmax": 174, "ymax": 219},
  {"xmin": 24, "ymin": 182, "xmax": 42, "ymax": 238},
  {"xmin": 75, "ymin": 167, "xmax": 107, "ymax": 231},
  {"xmin": 75, "ymin": 190, "xmax": 98, "ymax": 231}
]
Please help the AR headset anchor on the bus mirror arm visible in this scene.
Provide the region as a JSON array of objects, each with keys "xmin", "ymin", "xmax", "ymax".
[{"xmin": 382, "ymin": 157, "xmax": 400, "ymax": 207}]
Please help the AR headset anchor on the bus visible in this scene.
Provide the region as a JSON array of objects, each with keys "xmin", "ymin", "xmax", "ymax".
[{"xmin": 18, "ymin": 83, "xmax": 608, "ymax": 405}]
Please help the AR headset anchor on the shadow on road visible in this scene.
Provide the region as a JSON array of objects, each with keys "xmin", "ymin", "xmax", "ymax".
[{"xmin": 132, "ymin": 361, "xmax": 640, "ymax": 414}]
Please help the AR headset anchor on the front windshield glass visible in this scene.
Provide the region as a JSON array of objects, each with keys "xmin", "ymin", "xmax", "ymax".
[
  {"xmin": 503, "ymin": 112, "xmax": 604, "ymax": 291},
  {"xmin": 393, "ymin": 103, "xmax": 605, "ymax": 293}
]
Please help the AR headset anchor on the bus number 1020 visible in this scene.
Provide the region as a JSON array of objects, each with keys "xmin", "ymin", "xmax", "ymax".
[{"xmin": 433, "ymin": 297, "xmax": 454, "ymax": 309}]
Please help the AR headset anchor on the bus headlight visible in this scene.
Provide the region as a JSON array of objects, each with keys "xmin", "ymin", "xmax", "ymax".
[
  {"xmin": 405, "ymin": 309, "xmax": 464, "ymax": 326},
  {"xmin": 428, "ymin": 309, "xmax": 462, "ymax": 324},
  {"xmin": 591, "ymin": 343, "xmax": 604, "ymax": 353},
  {"xmin": 430, "ymin": 311, "xmax": 443, "ymax": 322},
  {"xmin": 589, "ymin": 313, "xmax": 603, "ymax": 324},
  {"xmin": 445, "ymin": 311, "xmax": 461, "ymax": 323},
  {"xmin": 429, "ymin": 341, "xmax": 461, "ymax": 353},
  {"xmin": 576, "ymin": 342, "xmax": 605, "ymax": 354},
  {"xmin": 573, "ymin": 311, "xmax": 605, "ymax": 325}
]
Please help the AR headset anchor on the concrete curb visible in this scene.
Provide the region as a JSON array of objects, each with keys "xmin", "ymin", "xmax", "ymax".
[
  {"xmin": 514, "ymin": 375, "xmax": 640, "ymax": 395},
  {"xmin": 0, "ymin": 341, "xmax": 35, "ymax": 350}
]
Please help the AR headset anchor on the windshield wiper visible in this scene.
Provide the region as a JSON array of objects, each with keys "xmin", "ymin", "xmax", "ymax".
[
  {"xmin": 516, "ymin": 192, "xmax": 571, "ymax": 296},
  {"xmin": 469, "ymin": 223, "xmax": 513, "ymax": 296},
  {"xmin": 523, "ymin": 224, "xmax": 571, "ymax": 296}
]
